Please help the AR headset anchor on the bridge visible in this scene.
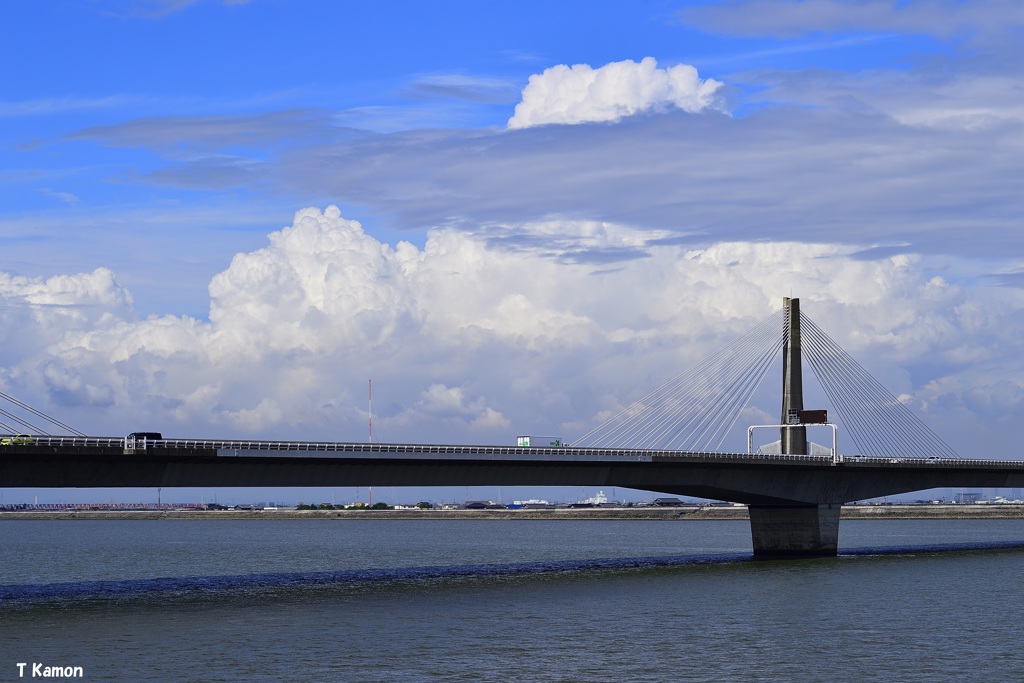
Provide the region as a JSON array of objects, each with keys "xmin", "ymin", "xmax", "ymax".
[{"xmin": 3, "ymin": 298, "xmax": 1024, "ymax": 558}]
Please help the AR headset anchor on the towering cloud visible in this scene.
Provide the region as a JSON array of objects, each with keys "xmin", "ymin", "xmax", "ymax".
[
  {"xmin": 507, "ymin": 57, "xmax": 725, "ymax": 129},
  {"xmin": 2, "ymin": 207, "xmax": 1022, "ymax": 456}
]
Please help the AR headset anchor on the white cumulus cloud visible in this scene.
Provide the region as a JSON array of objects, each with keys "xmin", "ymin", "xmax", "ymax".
[
  {"xmin": 507, "ymin": 57, "xmax": 725, "ymax": 129},
  {"xmin": 2, "ymin": 206, "xmax": 1024, "ymax": 457}
]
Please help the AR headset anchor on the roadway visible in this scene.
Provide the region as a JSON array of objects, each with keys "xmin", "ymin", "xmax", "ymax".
[{"xmin": 4, "ymin": 436, "xmax": 1024, "ymax": 506}]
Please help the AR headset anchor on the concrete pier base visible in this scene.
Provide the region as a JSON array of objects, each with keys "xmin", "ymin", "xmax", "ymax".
[{"xmin": 748, "ymin": 504, "xmax": 841, "ymax": 558}]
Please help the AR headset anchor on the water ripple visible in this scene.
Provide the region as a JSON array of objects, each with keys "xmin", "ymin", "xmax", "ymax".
[
  {"xmin": 0, "ymin": 553, "xmax": 751, "ymax": 603},
  {"xmin": 5, "ymin": 541, "xmax": 1023, "ymax": 604}
]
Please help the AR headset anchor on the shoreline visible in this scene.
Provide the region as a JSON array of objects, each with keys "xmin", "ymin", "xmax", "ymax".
[{"xmin": 4, "ymin": 504, "xmax": 1024, "ymax": 521}]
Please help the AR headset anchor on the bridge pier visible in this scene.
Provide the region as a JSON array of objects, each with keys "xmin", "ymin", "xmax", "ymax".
[
  {"xmin": 746, "ymin": 297, "xmax": 840, "ymax": 558},
  {"xmin": 748, "ymin": 504, "xmax": 841, "ymax": 558}
]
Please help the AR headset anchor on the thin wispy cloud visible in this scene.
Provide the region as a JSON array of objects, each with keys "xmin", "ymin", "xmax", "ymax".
[
  {"xmin": 697, "ymin": 32, "xmax": 902, "ymax": 69},
  {"xmin": 97, "ymin": 0, "xmax": 253, "ymax": 20},
  {"xmin": 0, "ymin": 95, "xmax": 158, "ymax": 118},
  {"xmin": 38, "ymin": 188, "xmax": 81, "ymax": 208},
  {"xmin": 407, "ymin": 74, "xmax": 522, "ymax": 104},
  {"xmin": 680, "ymin": 0, "xmax": 1024, "ymax": 39},
  {"xmin": 68, "ymin": 109, "xmax": 347, "ymax": 150}
]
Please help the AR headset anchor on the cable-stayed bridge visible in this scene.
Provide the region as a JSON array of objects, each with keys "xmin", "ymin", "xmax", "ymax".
[
  {"xmin": 3, "ymin": 297, "xmax": 1024, "ymax": 558},
  {"xmin": 571, "ymin": 300, "xmax": 958, "ymax": 459}
]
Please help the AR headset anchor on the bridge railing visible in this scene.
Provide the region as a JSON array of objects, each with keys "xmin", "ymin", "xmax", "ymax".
[{"xmin": 3, "ymin": 434, "xmax": 1022, "ymax": 468}]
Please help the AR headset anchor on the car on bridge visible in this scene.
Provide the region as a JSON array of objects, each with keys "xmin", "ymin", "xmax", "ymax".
[
  {"xmin": 1, "ymin": 434, "xmax": 33, "ymax": 446},
  {"xmin": 127, "ymin": 432, "xmax": 163, "ymax": 441},
  {"xmin": 124, "ymin": 432, "xmax": 163, "ymax": 452}
]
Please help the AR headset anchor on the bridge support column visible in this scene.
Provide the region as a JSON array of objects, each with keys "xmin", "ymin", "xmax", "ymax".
[
  {"xmin": 748, "ymin": 504, "xmax": 841, "ymax": 558},
  {"xmin": 781, "ymin": 297, "xmax": 808, "ymax": 456}
]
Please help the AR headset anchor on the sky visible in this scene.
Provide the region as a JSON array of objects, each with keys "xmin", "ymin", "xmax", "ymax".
[{"xmin": 3, "ymin": 0, "xmax": 1024, "ymax": 504}]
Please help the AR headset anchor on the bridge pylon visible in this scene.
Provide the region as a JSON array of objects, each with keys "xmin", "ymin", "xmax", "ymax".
[
  {"xmin": 780, "ymin": 297, "xmax": 807, "ymax": 456},
  {"xmin": 747, "ymin": 297, "xmax": 841, "ymax": 558}
]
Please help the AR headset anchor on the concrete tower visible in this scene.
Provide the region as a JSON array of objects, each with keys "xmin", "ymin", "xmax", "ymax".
[{"xmin": 780, "ymin": 297, "xmax": 808, "ymax": 455}]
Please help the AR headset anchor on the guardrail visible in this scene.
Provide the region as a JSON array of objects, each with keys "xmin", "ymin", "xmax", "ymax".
[{"xmin": 4, "ymin": 434, "xmax": 1024, "ymax": 469}]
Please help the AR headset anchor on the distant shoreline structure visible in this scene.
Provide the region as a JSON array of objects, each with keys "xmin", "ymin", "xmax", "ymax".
[{"xmin": 4, "ymin": 504, "xmax": 1024, "ymax": 521}]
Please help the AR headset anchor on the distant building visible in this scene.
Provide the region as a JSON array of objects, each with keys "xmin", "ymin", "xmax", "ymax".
[{"xmin": 574, "ymin": 490, "xmax": 610, "ymax": 506}]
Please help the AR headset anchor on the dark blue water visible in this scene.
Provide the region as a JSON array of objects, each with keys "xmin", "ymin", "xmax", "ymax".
[{"xmin": 2, "ymin": 519, "xmax": 1024, "ymax": 681}]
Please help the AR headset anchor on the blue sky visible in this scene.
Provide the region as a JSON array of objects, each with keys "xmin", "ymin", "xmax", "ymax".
[{"xmin": 3, "ymin": 0, "xmax": 1024, "ymax": 503}]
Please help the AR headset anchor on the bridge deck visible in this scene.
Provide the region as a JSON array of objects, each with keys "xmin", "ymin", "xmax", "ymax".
[
  {"xmin": 4, "ymin": 436, "xmax": 1024, "ymax": 506},
  {"xmin": 8, "ymin": 435, "xmax": 1024, "ymax": 469},
  {"xmin": 7, "ymin": 435, "xmax": 1024, "ymax": 558}
]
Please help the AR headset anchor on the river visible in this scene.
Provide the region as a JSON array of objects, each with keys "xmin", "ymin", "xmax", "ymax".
[{"xmin": 2, "ymin": 518, "xmax": 1023, "ymax": 681}]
